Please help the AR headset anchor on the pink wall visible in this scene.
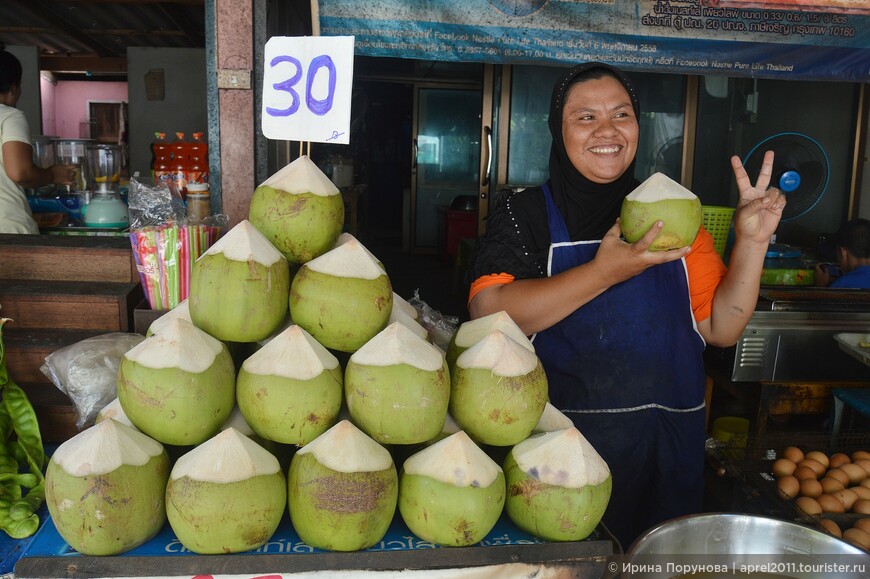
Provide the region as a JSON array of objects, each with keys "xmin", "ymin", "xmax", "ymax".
[{"xmin": 41, "ymin": 80, "xmax": 128, "ymax": 138}]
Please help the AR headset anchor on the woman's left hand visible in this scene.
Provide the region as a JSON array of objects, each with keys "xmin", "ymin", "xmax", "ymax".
[{"xmin": 730, "ymin": 150, "xmax": 786, "ymax": 245}]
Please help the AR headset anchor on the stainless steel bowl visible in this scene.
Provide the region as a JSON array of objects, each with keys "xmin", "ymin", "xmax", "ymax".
[{"xmin": 627, "ymin": 513, "xmax": 864, "ymax": 556}]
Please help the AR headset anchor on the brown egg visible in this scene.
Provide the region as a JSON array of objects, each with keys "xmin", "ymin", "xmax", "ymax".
[
  {"xmin": 805, "ymin": 451, "xmax": 830, "ymax": 469},
  {"xmin": 843, "ymin": 527, "xmax": 870, "ymax": 550},
  {"xmin": 798, "ymin": 459, "xmax": 827, "ymax": 478},
  {"xmin": 854, "ymin": 460, "xmax": 870, "ymax": 477},
  {"xmin": 800, "ymin": 478, "xmax": 823, "ymax": 498},
  {"xmin": 852, "ymin": 450, "xmax": 870, "ymax": 462},
  {"xmin": 853, "ymin": 486, "xmax": 870, "ymax": 501},
  {"xmin": 861, "ymin": 478, "xmax": 870, "ymax": 489},
  {"xmin": 772, "ymin": 458, "xmax": 796, "ymax": 477},
  {"xmin": 853, "ymin": 518, "xmax": 870, "ymax": 533},
  {"xmin": 829, "ymin": 452, "xmax": 852, "ymax": 469},
  {"xmin": 783, "ymin": 446, "xmax": 805, "ymax": 463},
  {"xmin": 854, "ymin": 499, "xmax": 870, "ymax": 515},
  {"xmin": 833, "ymin": 488, "xmax": 859, "ymax": 510},
  {"xmin": 828, "ymin": 468, "xmax": 852, "ymax": 485},
  {"xmin": 820, "ymin": 477, "xmax": 846, "ymax": 494},
  {"xmin": 841, "ymin": 463, "xmax": 867, "ymax": 485},
  {"xmin": 794, "ymin": 466, "xmax": 819, "ymax": 481},
  {"xmin": 777, "ymin": 475, "xmax": 800, "ymax": 500},
  {"xmin": 818, "ymin": 493, "xmax": 846, "ymax": 513},
  {"xmin": 795, "ymin": 496, "xmax": 822, "ymax": 515},
  {"xmin": 819, "ymin": 518, "xmax": 843, "ymax": 538}
]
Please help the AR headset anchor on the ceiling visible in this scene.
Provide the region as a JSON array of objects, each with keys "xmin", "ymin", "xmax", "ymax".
[{"xmin": 0, "ymin": 0, "xmax": 206, "ymax": 80}]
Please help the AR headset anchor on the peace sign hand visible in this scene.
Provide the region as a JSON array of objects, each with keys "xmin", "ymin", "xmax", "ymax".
[{"xmin": 730, "ymin": 150, "xmax": 786, "ymax": 245}]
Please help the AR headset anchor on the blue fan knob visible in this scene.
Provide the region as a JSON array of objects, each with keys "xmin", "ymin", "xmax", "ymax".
[{"xmin": 779, "ymin": 170, "xmax": 801, "ymax": 192}]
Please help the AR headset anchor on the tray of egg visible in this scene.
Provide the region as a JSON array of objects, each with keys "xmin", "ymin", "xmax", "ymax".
[{"xmin": 769, "ymin": 445, "xmax": 870, "ymax": 551}]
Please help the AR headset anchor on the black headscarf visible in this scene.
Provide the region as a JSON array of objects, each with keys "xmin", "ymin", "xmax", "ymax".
[{"xmin": 547, "ymin": 62, "xmax": 641, "ymax": 240}]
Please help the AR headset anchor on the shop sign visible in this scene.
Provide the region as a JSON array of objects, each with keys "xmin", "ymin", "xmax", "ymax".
[{"xmin": 317, "ymin": 0, "xmax": 869, "ymax": 82}]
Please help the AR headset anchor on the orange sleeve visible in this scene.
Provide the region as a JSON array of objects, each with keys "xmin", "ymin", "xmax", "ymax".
[
  {"xmin": 686, "ymin": 227, "xmax": 727, "ymax": 323},
  {"xmin": 468, "ymin": 273, "xmax": 515, "ymax": 305}
]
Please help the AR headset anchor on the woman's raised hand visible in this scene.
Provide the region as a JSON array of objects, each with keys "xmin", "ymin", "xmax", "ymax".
[{"xmin": 730, "ymin": 150, "xmax": 786, "ymax": 245}]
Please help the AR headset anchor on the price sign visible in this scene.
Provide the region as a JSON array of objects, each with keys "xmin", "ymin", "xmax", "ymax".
[{"xmin": 261, "ymin": 36, "xmax": 354, "ymax": 144}]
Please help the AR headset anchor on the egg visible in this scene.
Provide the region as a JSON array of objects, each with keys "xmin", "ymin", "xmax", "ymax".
[
  {"xmin": 800, "ymin": 478, "xmax": 823, "ymax": 498},
  {"xmin": 853, "ymin": 486, "xmax": 870, "ymax": 501},
  {"xmin": 843, "ymin": 527, "xmax": 870, "ymax": 550},
  {"xmin": 783, "ymin": 446, "xmax": 805, "ymax": 463},
  {"xmin": 827, "ymin": 468, "xmax": 851, "ymax": 486},
  {"xmin": 794, "ymin": 466, "xmax": 819, "ymax": 481},
  {"xmin": 852, "ymin": 450, "xmax": 870, "ymax": 462},
  {"xmin": 829, "ymin": 452, "xmax": 851, "ymax": 469},
  {"xmin": 841, "ymin": 463, "xmax": 867, "ymax": 485},
  {"xmin": 853, "ymin": 518, "xmax": 870, "ymax": 533},
  {"xmin": 853, "ymin": 499, "xmax": 870, "ymax": 515},
  {"xmin": 820, "ymin": 477, "xmax": 845, "ymax": 494},
  {"xmin": 818, "ymin": 493, "xmax": 845, "ymax": 513},
  {"xmin": 776, "ymin": 475, "xmax": 800, "ymax": 500},
  {"xmin": 832, "ymin": 488, "xmax": 858, "ymax": 510},
  {"xmin": 854, "ymin": 460, "xmax": 870, "ymax": 477},
  {"xmin": 795, "ymin": 496, "xmax": 822, "ymax": 515},
  {"xmin": 798, "ymin": 458, "xmax": 826, "ymax": 478},
  {"xmin": 771, "ymin": 458, "xmax": 796, "ymax": 477},
  {"xmin": 861, "ymin": 478, "xmax": 870, "ymax": 489},
  {"xmin": 805, "ymin": 451, "xmax": 830, "ymax": 469},
  {"xmin": 819, "ymin": 518, "xmax": 842, "ymax": 538}
]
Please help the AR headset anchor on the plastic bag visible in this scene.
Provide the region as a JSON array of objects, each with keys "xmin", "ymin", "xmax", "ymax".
[
  {"xmin": 40, "ymin": 333, "xmax": 145, "ymax": 430},
  {"xmin": 409, "ymin": 290, "xmax": 460, "ymax": 351}
]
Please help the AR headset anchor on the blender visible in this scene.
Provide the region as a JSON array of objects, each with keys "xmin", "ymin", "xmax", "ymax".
[{"xmin": 84, "ymin": 144, "xmax": 129, "ymax": 228}]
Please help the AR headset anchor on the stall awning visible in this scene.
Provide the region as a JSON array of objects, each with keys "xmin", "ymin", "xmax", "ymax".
[{"xmin": 317, "ymin": 0, "xmax": 870, "ymax": 82}]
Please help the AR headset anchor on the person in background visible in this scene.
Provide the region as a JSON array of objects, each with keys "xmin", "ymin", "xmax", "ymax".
[
  {"xmin": 467, "ymin": 62, "xmax": 785, "ymax": 549},
  {"xmin": 815, "ymin": 218, "xmax": 870, "ymax": 289},
  {"xmin": 0, "ymin": 49, "xmax": 75, "ymax": 234}
]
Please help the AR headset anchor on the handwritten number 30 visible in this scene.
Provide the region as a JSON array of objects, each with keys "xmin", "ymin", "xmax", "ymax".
[{"xmin": 266, "ymin": 54, "xmax": 337, "ymax": 118}]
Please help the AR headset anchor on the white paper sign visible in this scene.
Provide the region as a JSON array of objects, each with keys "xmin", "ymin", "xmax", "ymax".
[{"xmin": 261, "ymin": 36, "xmax": 354, "ymax": 144}]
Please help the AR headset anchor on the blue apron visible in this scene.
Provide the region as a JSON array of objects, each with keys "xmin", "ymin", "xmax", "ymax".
[{"xmin": 532, "ymin": 184, "xmax": 707, "ymax": 550}]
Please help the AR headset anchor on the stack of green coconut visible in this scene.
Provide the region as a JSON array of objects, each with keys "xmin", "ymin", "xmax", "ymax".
[{"xmin": 43, "ymin": 156, "xmax": 612, "ymax": 556}]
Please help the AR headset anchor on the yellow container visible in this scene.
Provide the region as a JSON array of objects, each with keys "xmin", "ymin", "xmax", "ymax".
[
  {"xmin": 702, "ymin": 206, "xmax": 735, "ymax": 258},
  {"xmin": 711, "ymin": 416, "xmax": 749, "ymax": 448}
]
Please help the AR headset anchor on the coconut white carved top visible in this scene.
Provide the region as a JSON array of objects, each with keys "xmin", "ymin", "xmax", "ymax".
[
  {"xmin": 261, "ymin": 155, "xmax": 340, "ymax": 197},
  {"xmin": 454, "ymin": 310, "xmax": 533, "ymax": 352},
  {"xmin": 304, "ymin": 240, "xmax": 387, "ymax": 280},
  {"xmin": 456, "ymin": 330, "xmax": 539, "ymax": 376},
  {"xmin": 392, "ymin": 292, "xmax": 419, "ymax": 321},
  {"xmin": 125, "ymin": 319, "xmax": 224, "ymax": 373},
  {"xmin": 403, "ymin": 431, "xmax": 501, "ymax": 488},
  {"xmin": 298, "ymin": 420, "xmax": 393, "ymax": 473},
  {"xmin": 53, "ymin": 419, "xmax": 164, "ymax": 477},
  {"xmin": 148, "ymin": 299, "xmax": 190, "ymax": 336},
  {"xmin": 170, "ymin": 428, "xmax": 281, "ymax": 483},
  {"xmin": 532, "ymin": 402, "xmax": 574, "ymax": 434},
  {"xmin": 220, "ymin": 406, "xmax": 255, "ymax": 437},
  {"xmin": 335, "ymin": 232, "xmax": 380, "ymax": 263},
  {"xmin": 96, "ymin": 398, "xmax": 136, "ymax": 429},
  {"xmin": 242, "ymin": 325, "xmax": 339, "ymax": 379},
  {"xmin": 389, "ymin": 303, "xmax": 428, "ymax": 341},
  {"xmin": 512, "ymin": 427, "xmax": 611, "ymax": 488},
  {"xmin": 201, "ymin": 219, "xmax": 285, "ymax": 266},
  {"xmin": 351, "ymin": 322, "xmax": 443, "ymax": 371},
  {"xmin": 626, "ymin": 172, "xmax": 697, "ymax": 201}
]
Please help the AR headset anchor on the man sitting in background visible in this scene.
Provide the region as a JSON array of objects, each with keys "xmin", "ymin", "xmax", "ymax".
[{"xmin": 815, "ymin": 218, "xmax": 870, "ymax": 289}]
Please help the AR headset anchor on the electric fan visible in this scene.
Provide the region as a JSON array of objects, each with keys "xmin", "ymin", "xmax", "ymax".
[{"xmin": 742, "ymin": 132, "xmax": 830, "ymax": 222}]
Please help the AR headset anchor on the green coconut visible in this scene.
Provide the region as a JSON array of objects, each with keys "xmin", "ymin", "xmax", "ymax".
[
  {"xmin": 398, "ymin": 431, "xmax": 505, "ymax": 547},
  {"xmin": 619, "ymin": 172, "xmax": 702, "ymax": 251},
  {"xmin": 288, "ymin": 420, "xmax": 398, "ymax": 551},
  {"xmin": 446, "ymin": 310, "xmax": 533, "ymax": 371},
  {"xmin": 289, "ymin": 239, "xmax": 392, "ymax": 353},
  {"xmin": 450, "ymin": 330, "xmax": 548, "ymax": 446},
  {"xmin": 146, "ymin": 299, "xmax": 191, "ymax": 337},
  {"xmin": 389, "ymin": 293, "xmax": 428, "ymax": 341},
  {"xmin": 95, "ymin": 397, "xmax": 136, "ymax": 429},
  {"xmin": 504, "ymin": 426, "xmax": 611, "ymax": 541},
  {"xmin": 532, "ymin": 402, "xmax": 574, "ymax": 434},
  {"xmin": 166, "ymin": 428, "xmax": 286, "ymax": 554},
  {"xmin": 189, "ymin": 219, "xmax": 290, "ymax": 343},
  {"xmin": 345, "ymin": 322, "xmax": 449, "ymax": 445},
  {"xmin": 117, "ymin": 318, "xmax": 236, "ymax": 446},
  {"xmin": 249, "ymin": 155, "xmax": 345, "ymax": 264},
  {"xmin": 45, "ymin": 419, "xmax": 169, "ymax": 556},
  {"xmin": 236, "ymin": 324, "xmax": 343, "ymax": 445}
]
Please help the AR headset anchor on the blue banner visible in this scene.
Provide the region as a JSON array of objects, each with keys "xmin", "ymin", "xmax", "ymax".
[{"xmin": 318, "ymin": 0, "xmax": 870, "ymax": 82}]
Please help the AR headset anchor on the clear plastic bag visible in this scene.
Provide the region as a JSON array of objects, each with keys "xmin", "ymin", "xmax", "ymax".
[
  {"xmin": 409, "ymin": 289, "xmax": 459, "ymax": 352},
  {"xmin": 40, "ymin": 333, "xmax": 145, "ymax": 430}
]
